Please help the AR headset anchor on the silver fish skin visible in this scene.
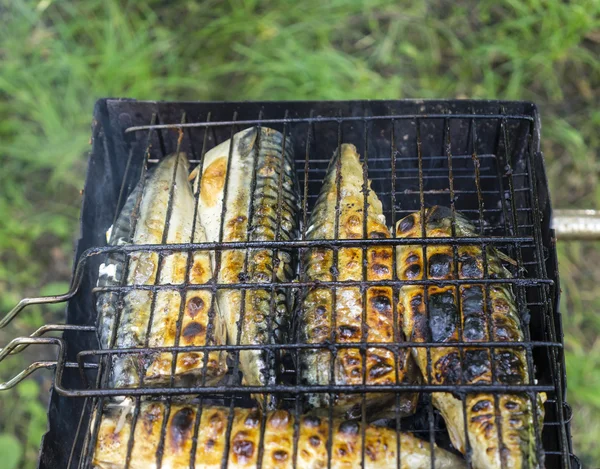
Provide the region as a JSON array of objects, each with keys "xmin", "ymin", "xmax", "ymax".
[
  {"xmin": 96, "ymin": 182, "xmax": 143, "ymax": 350},
  {"xmin": 93, "ymin": 402, "xmax": 466, "ymax": 469},
  {"xmin": 192, "ymin": 127, "xmax": 299, "ymax": 409},
  {"xmin": 396, "ymin": 206, "xmax": 545, "ymax": 469},
  {"xmin": 106, "ymin": 152, "xmax": 227, "ymax": 390},
  {"xmin": 299, "ymin": 144, "xmax": 418, "ymax": 419}
]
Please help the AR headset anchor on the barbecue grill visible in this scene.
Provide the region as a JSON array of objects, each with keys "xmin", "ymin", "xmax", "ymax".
[{"xmin": 0, "ymin": 99, "xmax": 578, "ymax": 468}]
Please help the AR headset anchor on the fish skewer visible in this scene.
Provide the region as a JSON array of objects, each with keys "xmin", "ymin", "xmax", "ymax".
[
  {"xmin": 99, "ymin": 153, "xmax": 228, "ymax": 391},
  {"xmin": 191, "ymin": 127, "xmax": 299, "ymax": 409},
  {"xmin": 299, "ymin": 144, "xmax": 418, "ymax": 419},
  {"xmin": 395, "ymin": 206, "xmax": 545, "ymax": 469},
  {"xmin": 92, "ymin": 402, "xmax": 466, "ymax": 469}
]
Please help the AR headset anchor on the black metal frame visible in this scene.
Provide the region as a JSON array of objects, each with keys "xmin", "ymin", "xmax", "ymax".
[{"xmin": 0, "ymin": 99, "xmax": 577, "ymax": 468}]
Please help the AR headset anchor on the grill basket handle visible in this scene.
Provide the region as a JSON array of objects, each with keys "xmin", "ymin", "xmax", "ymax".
[{"xmin": 552, "ymin": 209, "xmax": 600, "ymax": 240}]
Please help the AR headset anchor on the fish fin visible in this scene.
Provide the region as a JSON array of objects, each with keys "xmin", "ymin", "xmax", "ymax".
[
  {"xmin": 188, "ymin": 165, "xmax": 199, "ymax": 181},
  {"xmin": 106, "ymin": 397, "xmax": 135, "ymax": 434},
  {"xmin": 494, "ymin": 248, "xmax": 518, "ymax": 266}
]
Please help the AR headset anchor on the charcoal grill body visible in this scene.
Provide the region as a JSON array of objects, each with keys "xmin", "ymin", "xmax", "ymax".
[{"xmin": 37, "ymin": 99, "xmax": 575, "ymax": 468}]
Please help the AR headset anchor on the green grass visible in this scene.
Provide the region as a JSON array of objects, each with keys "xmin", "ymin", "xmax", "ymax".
[{"xmin": 0, "ymin": 0, "xmax": 598, "ymax": 466}]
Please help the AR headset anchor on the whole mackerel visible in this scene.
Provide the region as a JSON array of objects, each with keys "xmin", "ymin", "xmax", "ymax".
[
  {"xmin": 99, "ymin": 153, "xmax": 228, "ymax": 391},
  {"xmin": 96, "ymin": 182, "xmax": 142, "ymax": 351},
  {"xmin": 191, "ymin": 127, "xmax": 299, "ymax": 409},
  {"xmin": 93, "ymin": 402, "xmax": 466, "ymax": 469},
  {"xmin": 395, "ymin": 206, "xmax": 545, "ymax": 469},
  {"xmin": 299, "ymin": 144, "xmax": 418, "ymax": 419}
]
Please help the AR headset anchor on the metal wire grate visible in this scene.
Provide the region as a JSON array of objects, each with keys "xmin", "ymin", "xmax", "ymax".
[{"xmin": 0, "ymin": 100, "xmax": 577, "ymax": 468}]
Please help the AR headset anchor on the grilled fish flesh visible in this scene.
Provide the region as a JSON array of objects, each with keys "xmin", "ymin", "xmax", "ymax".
[
  {"xmin": 92, "ymin": 402, "xmax": 466, "ymax": 468},
  {"xmin": 103, "ymin": 153, "xmax": 227, "ymax": 390},
  {"xmin": 299, "ymin": 144, "xmax": 417, "ymax": 419},
  {"xmin": 395, "ymin": 206, "xmax": 545, "ymax": 469},
  {"xmin": 191, "ymin": 127, "xmax": 299, "ymax": 408}
]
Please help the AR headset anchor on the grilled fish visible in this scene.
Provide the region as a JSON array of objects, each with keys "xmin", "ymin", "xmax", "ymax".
[
  {"xmin": 92, "ymin": 402, "xmax": 466, "ymax": 469},
  {"xmin": 191, "ymin": 127, "xmax": 299, "ymax": 408},
  {"xmin": 97, "ymin": 182, "xmax": 143, "ymax": 350},
  {"xmin": 299, "ymin": 144, "xmax": 417, "ymax": 419},
  {"xmin": 395, "ymin": 206, "xmax": 545, "ymax": 469},
  {"xmin": 105, "ymin": 153, "xmax": 227, "ymax": 390}
]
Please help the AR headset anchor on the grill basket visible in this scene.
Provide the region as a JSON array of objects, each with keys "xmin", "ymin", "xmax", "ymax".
[{"xmin": 0, "ymin": 99, "xmax": 577, "ymax": 468}]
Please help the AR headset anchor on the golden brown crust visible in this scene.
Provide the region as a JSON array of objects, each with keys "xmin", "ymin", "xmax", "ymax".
[
  {"xmin": 140, "ymin": 176, "xmax": 227, "ymax": 385},
  {"xmin": 396, "ymin": 207, "xmax": 544, "ymax": 469},
  {"xmin": 195, "ymin": 128, "xmax": 297, "ymax": 411},
  {"xmin": 301, "ymin": 144, "xmax": 416, "ymax": 417},
  {"xmin": 93, "ymin": 404, "xmax": 465, "ymax": 469},
  {"xmin": 196, "ymin": 407, "xmax": 230, "ymax": 467},
  {"xmin": 262, "ymin": 410, "xmax": 295, "ymax": 468},
  {"xmin": 145, "ymin": 288, "xmax": 225, "ymax": 382},
  {"xmin": 200, "ymin": 157, "xmax": 228, "ymax": 208},
  {"xmin": 108, "ymin": 154, "xmax": 227, "ymax": 390},
  {"xmin": 163, "ymin": 406, "xmax": 197, "ymax": 466}
]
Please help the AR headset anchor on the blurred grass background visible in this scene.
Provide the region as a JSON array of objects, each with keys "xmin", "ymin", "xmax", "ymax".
[{"xmin": 0, "ymin": 0, "xmax": 598, "ymax": 467}]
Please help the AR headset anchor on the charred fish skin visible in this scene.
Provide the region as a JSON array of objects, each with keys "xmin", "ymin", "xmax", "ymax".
[
  {"xmin": 92, "ymin": 402, "xmax": 466, "ymax": 469},
  {"xmin": 396, "ymin": 206, "xmax": 544, "ymax": 469},
  {"xmin": 300, "ymin": 144, "xmax": 417, "ymax": 418},
  {"xmin": 193, "ymin": 127, "xmax": 299, "ymax": 408},
  {"xmin": 106, "ymin": 153, "xmax": 228, "ymax": 391}
]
